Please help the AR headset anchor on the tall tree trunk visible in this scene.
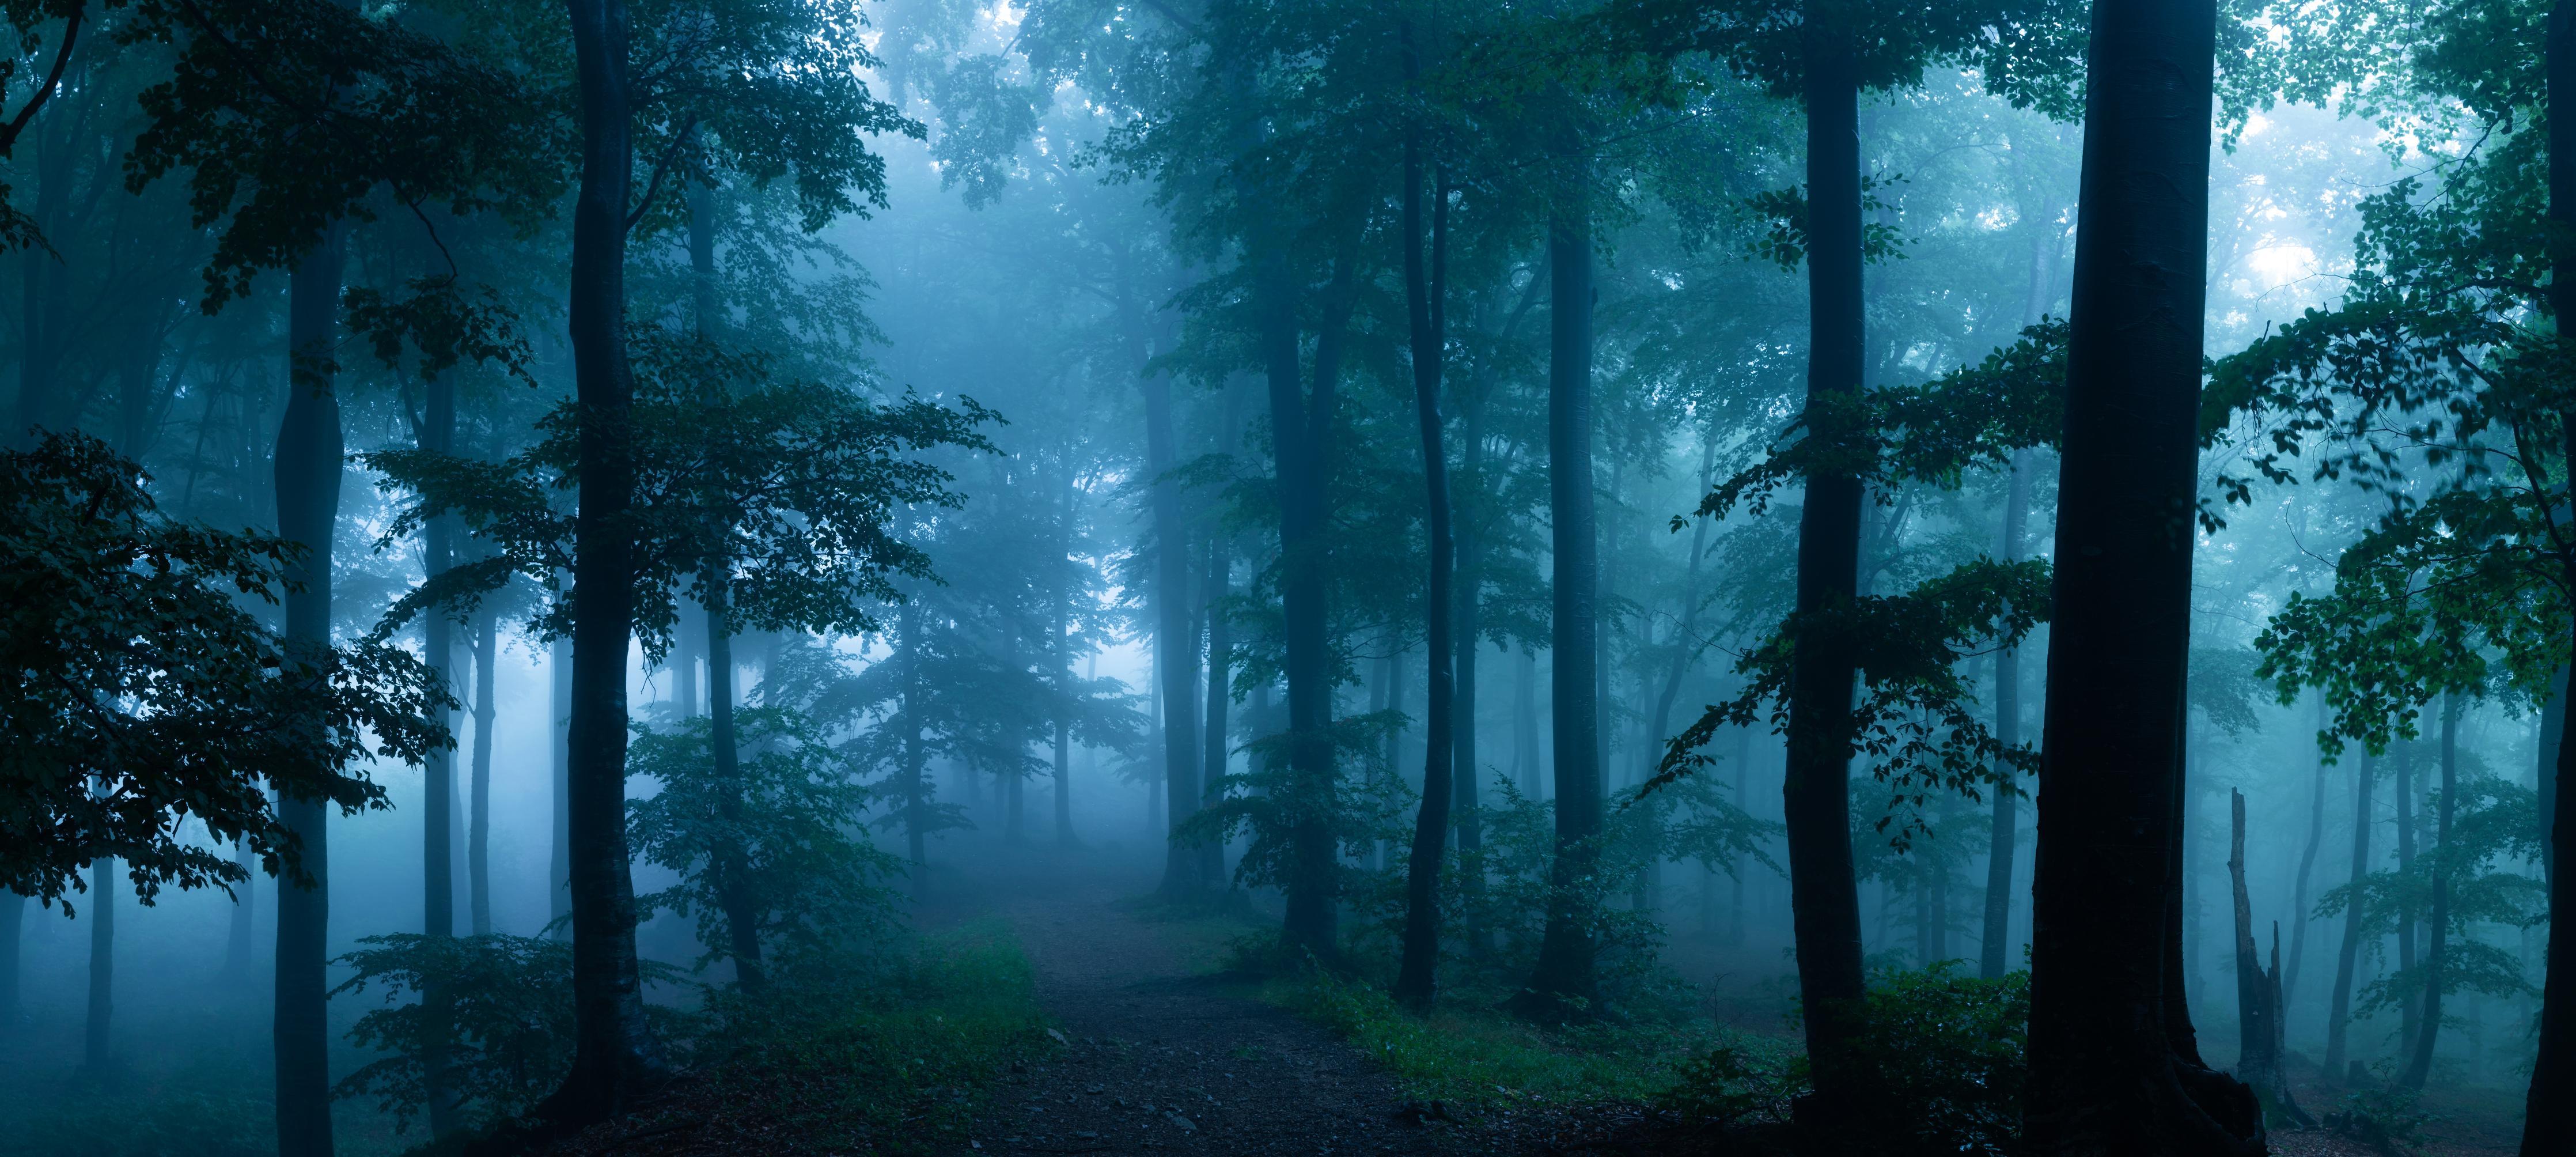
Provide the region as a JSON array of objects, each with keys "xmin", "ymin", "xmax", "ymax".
[
  {"xmin": 470, "ymin": 604, "xmax": 498, "ymax": 937},
  {"xmin": 545, "ymin": 0, "xmax": 669, "ymax": 1121},
  {"xmin": 1731, "ymin": 723, "xmax": 1751, "ymax": 946},
  {"xmin": 1980, "ymin": 451, "xmax": 2031, "ymax": 980},
  {"xmin": 2284, "ymin": 696, "xmax": 2330, "ymax": 1009},
  {"xmin": 2540, "ymin": 665, "xmax": 2566, "ymax": 884},
  {"xmin": 82, "ymin": 856, "xmax": 111, "ymax": 1077},
  {"xmin": 222, "ymin": 836, "xmax": 256, "ymax": 981},
  {"xmin": 901, "ymin": 596, "xmax": 929, "ymax": 879},
  {"xmin": 1202, "ymin": 539, "xmax": 1233, "ymax": 884},
  {"xmin": 1779, "ymin": 16, "xmax": 1869, "ymax": 1111},
  {"xmin": 2324, "ymin": 754, "xmax": 2374, "ymax": 1081},
  {"xmin": 419, "ymin": 369, "xmax": 461, "ymax": 1138},
  {"xmin": 1514, "ymin": 650, "xmax": 1540, "ymax": 799},
  {"xmin": 1522, "ymin": 141, "xmax": 1603, "ymax": 1018},
  {"xmin": 2022, "ymin": 0, "xmax": 2261, "ymax": 1150},
  {"xmin": 272, "ymin": 220, "xmax": 347, "ymax": 1157},
  {"xmin": 2403, "ymin": 696, "xmax": 2460, "ymax": 1089},
  {"xmin": 2397, "ymin": 745, "xmax": 2420, "ymax": 1057},
  {"xmin": 551, "ymin": 634, "xmax": 573, "ymax": 936},
  {"xmin": 2530, "ymin": 7, "xmax": 2576, "ymax": 1146},
  {"xmin": 1142, "ymin": 356, "xmax": 1202, "ymax": 898},
  {"xmin": 1395, "ymin": 116, "xmax": 1454, "ymax": 1010},
  {"xmin": 1056, "ymin": 468, "xmax": 1078, "ymax": 848},
  {"xmin": 703, "ymin": 577, "xmax": 766, "ymax": 990},
  {"xmin": 1454, "ymin": 388, "xmax": 1484, "ymax": 859}
]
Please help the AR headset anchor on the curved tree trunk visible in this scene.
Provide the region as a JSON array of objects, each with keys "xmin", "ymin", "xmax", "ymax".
[
  {"xmin": 2284, "ymin": 696, "xmax": 2331, "ymax": 1009},
  {"xmin": 702, "ymin": 578, "xmax": 767, "ymax": 990},
  {"xmin": 551, "ymin": 634, "xmax": 573, "ymax": 937},
  {"xmin": 420, "ymin": 368, "xmax": 461, "ymax": 1137},
  {"xmin": 2022, "ymin": 0, "xmax": 2261, "ymax": 1150},
  {"xmin": 1394, "ymin": 116, "xmax": 1454, "ymax": 1010},
  {"xmin": 546, "ymin": 0, "xmax": 670, "ymax": 1122}
]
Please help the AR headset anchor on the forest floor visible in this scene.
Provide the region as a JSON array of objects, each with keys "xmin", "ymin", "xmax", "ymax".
[{"xmin": 916, "ymin": 845, "xmax": 1696, "ymax": 1156}]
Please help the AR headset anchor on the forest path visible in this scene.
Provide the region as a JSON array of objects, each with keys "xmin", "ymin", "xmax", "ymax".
[{"xmin": 923, "ymin": 848, "xmax": 1500, "ymax": 1156}]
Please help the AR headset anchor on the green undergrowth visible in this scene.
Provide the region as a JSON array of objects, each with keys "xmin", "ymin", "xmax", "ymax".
[
  {"xmin": 678, "ymin": 920, "xmax": 1051, "ymax": 1152},
  {"xmin": 1266, "ymin": 965, "xmax": 1786, "ymax": 1113}
]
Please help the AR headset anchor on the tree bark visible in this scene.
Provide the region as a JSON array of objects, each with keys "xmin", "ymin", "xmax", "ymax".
[
  {"xmin": 551, "ymin": 634, "xmax": 573, "ymax": 936},
  {"xmin": 2284, "ymin": 696, "xmax": 2330, "ymax": 1009},
  {"xmin": 2528, "ymin": 8, "xmax": 2576, "ymax": 1146},
  {"xmin": 2396, "ymin": 743, "xmax": 2420, "ymax": 1057},
  {"xmin": 2402, "ymin": 696, "xmax": 2460, "ymax": 1089},
  {"xmin": 2231, "ymin": 789, "xmax": 2308, "ymax": 1125},
  {"xmin": 2021, "ymin": 0, "xmax": 2261, "ymax": 1150},
  {"xmin": 82, "ymin": 856, "xmax": 111, "ymax": 1077},
  {"xmin": 1394, "ymin": 116, "xmax": 1454, "ymax": 1010},
  {"xmin": 1201, "ymin": 538, "xmax": 1232, "ymax": 884},
  {"xmin": 419, "ymin": 368, "xmax": 461, "ymax": 1138},
  {"xmin": 1143, "ymin": 360, "xmax": 1200, "ymax": 897},
  {"xmin": 1056, "ymin": 466, "xmax": 1079, "ymax": 848},
  {"xmin": 1980, "ymin": 451, "xmax": 2031, "ymax": 981},
  {"xmin": 272, "ymin": 218, "xmax": 346, "ymax": 1157},
  {"xmin": 2324, "ymin": 754, "xmax": 2373, "ymax": 1081},
  {"xmin": 1778, "ymin": 14, "xmax": 1869, "ymax": 1111},
  {"xmin": 1521, "ymin": 156, "xmax": 1602, "ymax": 1019},
  {"xmin": 901, "ymin": 594, "xmax": 929, "ymax": 878},
  {"xmin": 470, "ymin": 603, "xmax": 498, "ymax": 937},
  {"xmin": 702, "ymin": 578, "xmax": 766, "ymax": 990},
  {"xmin": 544, "ymin": 0, "xmax": 669, "ymax": 1122}
]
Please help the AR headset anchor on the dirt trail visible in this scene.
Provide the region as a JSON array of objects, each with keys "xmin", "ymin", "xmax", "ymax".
[{"xmin": 931, "ymin": 851, "xmax": 1501, "ymax": 1156}]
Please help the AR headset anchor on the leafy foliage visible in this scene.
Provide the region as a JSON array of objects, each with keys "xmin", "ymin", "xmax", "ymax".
[
  {"xmin": 0, "ymin": 432, "xmax": 448, "ymax": 911},
  {"xmin": 627, "ymin": 706, "xmax": 901, "ymax": 974},
  {"xmin": 362, "ymin": 333, "xmax": 998, "ymax": 656},
  {"xmin": 331, "ymin": 932, "xmax": 692, "ymax": 1132}
]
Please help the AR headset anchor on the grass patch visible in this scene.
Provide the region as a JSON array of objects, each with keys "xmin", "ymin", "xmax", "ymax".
[
  {"xmin": 682, "ymin": 920, "xmax": 1051, "ymax": 1152},
  {"xmin": 1267, "ymin": 966, "xmax": 1791, "ymax": 1113}
]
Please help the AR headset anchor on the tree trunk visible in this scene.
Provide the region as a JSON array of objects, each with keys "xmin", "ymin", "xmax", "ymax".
[
  {"xmin": 545, "ymin": 0, "xmax": 670, "ymax": 1122},
  {"xmin": 1980, "ymin": 451, "xmax": 2031, "ymax": 980},
  {"xmin": 2324, "ymin": 754, "xmax": 2373, "ymax": 1081},
  {"xmin": 2021, "ymin": 0, "xmax": 2261, "ymax": 1150},
  {"xmin": 2284, "ymin": 696, "xmax": 2330, "ymax": 1009},
  {"xmin": 1202, "ymin": 538, "xmax": 1233, "ymax": 884},
  {"xmin": 272, "ymin": 218, "xmax": 346, "ymax": 1157},
  {"xmin": 703, "ymin": 578, "xmax": 767, "ymax": 990},
  {"xmin": 1056, "ymin": 467, "xmax": 1079, "ymax": 848},
  {"xmin": 82, "ymin": 856, "xmax": 111, "ymax": 1077},
  {"xmin": 2403, "ymin": 696, "xmax": 2461, "ymax": 1089},
  {"xmin": 419, "ymin": 369, "xmax": 461, "ymax": 1139},
  {"xmin": 1521, "ymin": 158, "xmax": 1603, "ymax": 1019},
  {"xmin": 901, "ymin": 595, "xmax": 929, "ymax": 878},
  {"xmin": 0, "ymin": 894, "xmax": 20, "ymax": 1032},
  {"xmin": 222, "ymin": 836, "xmax": 256, "ymax": 981},
  {"xmin": 470, "ymin": 604, "xmax": 498, "ymax": 937},
  {"xmin": 1142, "ymin": 355, "xmax": 1202, "ymax": 898},
  {"xmin": 1778, "ymin": 17, "xmax": 1869, "ymax": 1112},
  {"xmin": 2397, "ymin": 744, "xmax": 2420, "ymax": 1058},
  {"xmin": 1455, "ymin": 390, "xmax": 1484, "ymax": 857},
  {"xmin": 2529, "ymin": 10, "xmax": 2576, "ymax": 1146},
  {"xmin": 1732, "ymin": 723, "xmax": 1751, "ymax": 946},
  {"xmin": 1395, "ymin": 121, "xmax": 1454, "ymax": 1011},
  {"xmin": 551, "ymin": 634, "xmax": 573, "ymax": 936},
  {"xmin": 2540, "ymin": 665, "xmax": 2566, "ymax": 884},
  {"xmin": 2231, "ymin": 789, "xmax": 2309, "ymax": 1125}
]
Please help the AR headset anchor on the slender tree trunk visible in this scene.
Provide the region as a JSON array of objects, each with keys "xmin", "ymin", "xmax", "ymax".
[
  {"xmin": 470, "ymin": 604, "xmax": 498, "ymax": 937},
  {"xmin": 2403, "ymin": 696, "xmax": 2461, "ymax": 1089},
  {"xmin": 2284, "ymin": 697, "xmax": 2330, "ymax": 1010},
  {"xmin": 702, "ymin": 578, "xmax": 766, "ymax": 990},
  {"xmin": 222, "ymin": 836, "xmax": 256, "ymax": 981},
  {"xmin": 272, "ymin": 218, "xmax": 347, "ymax": 1157},
  {"xmin": 0, "ymin": 893, "xmax": 20, "ymax": 1031},
  {"xmin": 545, "ymin": 0, "xmax": 669, "ymax": 1121},
  {"xmin": 418, "ymin": 370, "xmax": 461, "ymax": 1138},
  {"xmin": 2324, "ymin": 754, "xmax": 2374, "ymax": 1081},
  {"xmin": 2540, "ymin": 665, "xmax": 2566, "ymax": 884},
  {"xmin": 1778, "ymin": 17, "xmax": 1869, "ymax": 1111},
  {"xmin": 1980, "ymin": 451, "xmax": 2031, "ymax": 980},
  {"xmin": 1202, "ymin": 540, "xmax": 1233, "ymax": 883},
  {"xmin": 1055, "ymin": 470, "xmax": 1078, "ymax": 848},
  {"xmin": 1455, "ymin": 393, "xmax": 1484, "ymax": 856},
  {"xmin": 551, "ymin": 634, "xmax": 573, "ymax": 936},
  {"xmin": 82, "ymin": 856, "xmax": 111, "ymax": 1077},
  {"xmin": 1731, "ymin": 723, "xmax": 1751, "ymax": 946},
  {"xmin": 1394, "ymin": 117, "xmax": 1454, "ymax": 1010},
  {"xmin": 901, "ymin": 596, "xmax": 929, "ymax": 878},
  {"xmin": 2022, "ymin": 0, "xmax": 2261, "ymax": 1150},
  {"xmin": 1520, "ymin": 149, "xmax": 1604, "ymax": 1019},
  {"xmin": 2397, "ymin": 746, "xmax": 2420, "ymax": 1057}
]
